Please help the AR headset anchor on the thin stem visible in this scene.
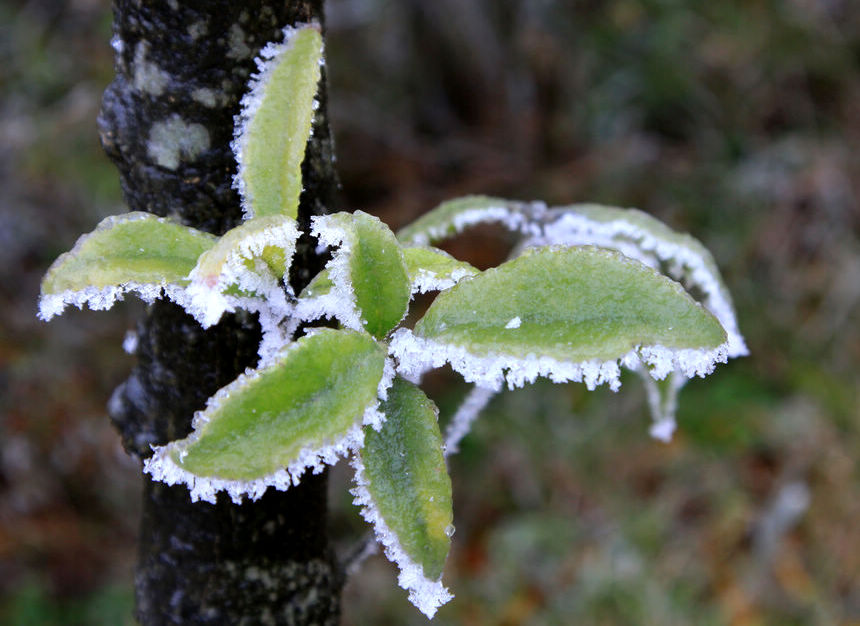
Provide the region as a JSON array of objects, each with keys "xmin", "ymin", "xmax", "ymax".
[{"xmin": 443, "ymin": 385, "xmax": 497, "ymax": 457}]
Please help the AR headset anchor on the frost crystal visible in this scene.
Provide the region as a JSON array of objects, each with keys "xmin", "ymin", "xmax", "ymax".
[
  {"xmin": 504, "ymin": 316, "xmax": 522, "ymax": 330},
  {"xmin": 390, "ymin": 328, "xmax": 627, "ymax": 392},
  {"xmin": 255, "ymin": 308, "xmax": 292, "ymax": 367},
  {"xmin": 376, "ymin": 357, "xmax": 397, "ymax": 403},
  {"xmin": 405, "ymin": 200, "xmax": 546, "ymax": 247},
  {"xmin": 635, "ymin": 365, "xmax": 684, "ymax": 442},
  {"xmin": 451, "ymin": 206, "xmax": 539, "ymax": 239},
  {"xmin": 350, "ymin": 454, "xmax": 453, "ymax": 618},
  {"xmin": 649, "ymin": 418, "xmax": 676, "ymax": 442}
]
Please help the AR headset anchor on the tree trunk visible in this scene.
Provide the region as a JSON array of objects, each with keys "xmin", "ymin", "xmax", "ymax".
[{"xmin": 98, "ymin": 1, "xmax": 342, "ymax": 623}]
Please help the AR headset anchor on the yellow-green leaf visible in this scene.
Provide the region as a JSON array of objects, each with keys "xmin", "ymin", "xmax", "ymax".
[
  {"xmin": 39, "ymin": 212, "xmax": 216, "ymax": 320},
  {"xmin": 233, "ymin": 25, "xmax": 323, "ymax": 219},
  {"xmin": 543, "ymin": 204, "xmax": 747, "ymax": 358}
]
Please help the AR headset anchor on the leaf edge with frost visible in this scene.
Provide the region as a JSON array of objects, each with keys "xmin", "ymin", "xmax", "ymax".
[
  {"xmin": 396, "ymin": 195, "xmax": 545, "ymax": 246},
  {"xmin": 39, "ymin": 212, "xmax": 216, "ymax": 321},
  {"xmin": 392, "ymin": 246, "xmax": 730, "ymax": 392}
]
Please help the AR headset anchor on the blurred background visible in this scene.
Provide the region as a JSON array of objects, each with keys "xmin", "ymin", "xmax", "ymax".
[{"xmin": 1, "ymin": 0, "xmax": 858, "ymax": 623}]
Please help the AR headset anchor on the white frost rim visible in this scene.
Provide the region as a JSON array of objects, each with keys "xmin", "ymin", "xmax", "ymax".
[
  {"xmin": 38, "ymin": 282, "xmax": 193, "ymax": 321},
  {"xmin": 443, "ymin": 386, "xmax": 497, "ymax": 456},
  {"xmin": 390, "ymin": 329, "xmax": 729, "ymax": 393},
  {"xmin": 404, "ymin": 201, "xmax": 546, "ymax": 247},
  {"xmin": 349, "ymin": 453, "xmax": 453, "ymax": 619},
  {"xmin": 410, "ymin": 267, "xmax": 476, "ymax": 295},
  {"xmin": 144, "ymin": 421, "xmax": 365, "ymax": 505}
]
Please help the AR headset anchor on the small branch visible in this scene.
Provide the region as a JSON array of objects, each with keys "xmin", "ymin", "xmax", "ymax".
[
  {"xmin": 342, "ymin": 531, "xmax": 379, "ymax": 577},
  {"xmin": 443, "ymin": 385, "xmax": 497, "ymax": 457}
]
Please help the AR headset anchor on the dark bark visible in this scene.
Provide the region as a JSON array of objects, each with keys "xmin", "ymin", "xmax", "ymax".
[{"xmin": 99, "ymin": 1, "xmax": 342, "ymax": 623}]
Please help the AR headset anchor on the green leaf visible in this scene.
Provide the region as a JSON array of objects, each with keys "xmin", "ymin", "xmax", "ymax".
[
  {"xmin": 299, "ymin": 266, "xmax": 335, "ymax": 299},
  {"xmin": 144, "ymin": 328, "xmax": 387, "ymax": 503},
  {"xmin": 233, "ymin": 25, "xmax": 323, "ymax": 219},
  {"xmin": 310, "ymin": 211, "xmax": 411, "ymax": 339},
  {"xmin": 402, "ymin": 245, "xmax": 478, "ymax": 293},
  {"xmin": 39, "ymin": 212, "xmax": 216, "ymax": 320},
  {"xmin": 542, "ymin": 204, "xmax": 747, "ymax": 358},
  {"xmin": 352, "ymin": 377, "xmax": 453, "ymax": 618},
  {"xmin": 392, "ymin": 246, "xmax": 728, "ymax": 391},
  {"xmin": 396, "ymin": 195, "xmax": 541, "ymax": 246},
  {"xmin": 186, "ymin": 215, "xmax": 299, "ymax": 327}
]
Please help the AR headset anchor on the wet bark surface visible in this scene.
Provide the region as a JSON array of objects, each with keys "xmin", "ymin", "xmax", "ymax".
[{"xmin": 99, "ymin": 1, "xmax": 342, "ymax": 623}]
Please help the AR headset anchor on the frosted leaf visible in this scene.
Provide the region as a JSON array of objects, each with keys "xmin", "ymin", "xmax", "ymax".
[
  {"xmin": 443, "ymin": 386, "xmax": 497, "ymax": 456},
  {"xmin": 396, "ymin": 195, "xmax": 545, "ymax": 246},
  {"xmin": 351, "ymin": 456, "xmax": 453, "ymax": 618},
  {"xmin": 232, "ymin": 24, "xmax": 323, "ymax": 219},
  {"xmin": 309, "ymin": 211, "xmax": 411, "ymax": 339},
  {"xmin": 185, "ymin": 215, "xmax": 298, "ymax": 328},
  {"xmin": 39, "ymin": 212, "xmax": 216, "ymax": 320},
  {"xmin": 402, "ymin": 245, "xmax": 478, "ymax": 294},
  {"xmin": 538, "ymin": 205, "xmax": 748, "ymax": 359},
  {"xmin": 531, "ymin": 205, "xmax": 746, "ymax": 430},
  {"xmin": 394, "ymin": 246, "xmax": 729, "ymax": 391},
  {"xmin": 350, "ymin": 378, "xmax": 453, "ymax": 618},
  {"xmin": 143, "ymin": 328, "xmax": 387, "ymax": 503}
]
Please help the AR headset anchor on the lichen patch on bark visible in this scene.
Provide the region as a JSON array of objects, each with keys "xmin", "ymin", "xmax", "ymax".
[{"xmin": 146, "ymin": 115, "xmax": 211, "ymax": 170}]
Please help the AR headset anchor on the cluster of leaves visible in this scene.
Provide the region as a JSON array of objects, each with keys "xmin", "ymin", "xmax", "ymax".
[{"xmin": 38, "ymin": 24, "xmax": 745, "ymax": 618}]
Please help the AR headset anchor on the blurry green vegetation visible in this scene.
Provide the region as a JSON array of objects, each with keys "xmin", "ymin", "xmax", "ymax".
[
  {"xmin": 3, "ymin": 0, "xmax": 858, "ymax": 624},
  {"xmin": 1, "ymin": 2, "xmax": 138, "ymax": 624},
  {"xmin": 0, "ymin": 578, "xmax": 133, "ymax": 626}
]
